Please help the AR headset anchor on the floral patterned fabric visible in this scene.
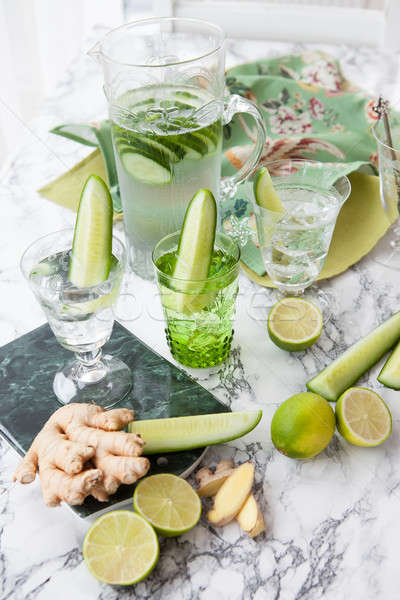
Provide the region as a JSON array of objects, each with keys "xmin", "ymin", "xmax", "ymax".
[
  {"xmin": 221, "ymin": 51, "xmax": 398, "ymax": 275},
  {"xmin": 222, "ymin": 50, "xmax": 383, "ymax": 178}
]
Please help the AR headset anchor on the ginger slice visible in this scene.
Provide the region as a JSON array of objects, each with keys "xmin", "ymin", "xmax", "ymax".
[
  {"xmin": 207, "ymin": 461, "xmax": 254, "ymax": 526},
  {"xmin": 13, "ymin": 403, "xmax": 150, "ymax": 506},
  {"xmin": 236, "ymin": 493, "xmax": 265, "ymax": 538},
  {"xmin": 195, "ymin": 459, "xmax": 235, "ymax": 497}
]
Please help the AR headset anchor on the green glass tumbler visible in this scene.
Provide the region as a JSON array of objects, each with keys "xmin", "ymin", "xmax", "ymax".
[{"xmin": 153, "ymin": 231, "xmax": 240, "ymax": 367}]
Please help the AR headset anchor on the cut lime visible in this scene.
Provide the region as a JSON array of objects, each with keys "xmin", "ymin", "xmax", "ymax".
[
  {"xmin": 68, "ymin": 175, "xmax": 113, "ymax": 288},
  {"xmin": 128, "ymin": 410, "xmax": 262, "ymax": 454},
  {"xmin": 253, "ymin": 167, "xmax": 284, "ymax": 212},
  {"xmin": 83, "ymin": 510, "xmax": 159, "ymax": 585},
  {"xmin": 335, "ymin": 387, "xmax": 392, "ymax": 447},
  {"xmin": 133, "ymin": 474, "xmax": 202, "ymax": 537},
  {"xmin": 378, "ymin": 338, "xmax": 400, "ymax": 389},
  {"xmin": 307, "ymin": 311, "xmax": 400, "ymax": 401},
  {"xmin": 268, "ymin": 298, "xmax": 323, "ymax": 351}
]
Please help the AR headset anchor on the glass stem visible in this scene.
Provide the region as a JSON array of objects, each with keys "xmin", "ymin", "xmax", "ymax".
[{"xmin": 74, "ymin": 348, "xmax": 106, "ymax": 384}]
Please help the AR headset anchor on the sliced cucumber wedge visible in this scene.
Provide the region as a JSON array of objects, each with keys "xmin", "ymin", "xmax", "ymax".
[
  {"xmin": 121, "ymin": 152, "xmax": 171, "ymax": 185},
  {"xmin": 307, "ymin": 312, "xmax": 400, "ymax": 401},
  {"xmin": 254, "ymin": 167, "xmax": 284, "ymax": 212},
  {"xmin": 68, "ymin": 175, "xmax": 113, "ymax": 288},
  {"xmin": 161, "ymin": 189, "xmax": 217, "ymax": 314},
  {"xmin": 378, "ymin": 339, "xmax": 400, "ymax": 389},
  {"xmin": 129, "ymin": 410, "xmax": 262, "ymax": 454},
  {"xmin": 174, "ymin": 188, "xmax": 217, "ymax": 281}
]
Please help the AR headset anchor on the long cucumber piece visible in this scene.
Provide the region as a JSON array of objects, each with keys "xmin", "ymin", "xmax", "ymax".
[
  {"xmin": 128, "ymin": 410, "xmax": 262, "ymax": 454},
  {"xmin": 174, "ymin": 188, "xmax": 217, "ymax": 281},
  {"xmin": 68, "ymin": 175, "xmax": 113, "ymax": 288},
  {"xmin": 162, "ymin": 188, "xmax": 217, "ymax": 314},
  {"xmin": 307, "ymin": 312, "xmax": 400, "ymax": 401},
  {"xmin": 378, "ymin": 339, "xmax": 400, "ymax": 389}
]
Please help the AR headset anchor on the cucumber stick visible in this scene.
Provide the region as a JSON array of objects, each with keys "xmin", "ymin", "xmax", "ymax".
[
  {"xmin": 378, "ymin": 339, "xmax": 400, "ymax": 389},
  {"xmin": 163, "ymin": 188, "xmax": 217, "ymax": 315},
  {"xmin": 69, "ymin": 175, "xmax": 113, "ymax": 288},
  {"xmin": 174, "ymin": 188, "xmax": 217, "ymax": 281},
  {"xmin": 128, "ymin": 410, "xmax": 262, "ymax": 454},
  {"xmin": 307, "ymin": 312, "xmax": 400, "ymax": 401}
]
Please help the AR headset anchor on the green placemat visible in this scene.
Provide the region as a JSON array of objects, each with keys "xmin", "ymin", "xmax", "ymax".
[{"xmin": 0, "ymin": 321, "xmax": 229, "ymax": 518}]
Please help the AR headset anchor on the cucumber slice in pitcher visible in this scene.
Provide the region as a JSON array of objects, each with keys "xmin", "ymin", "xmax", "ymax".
[
  {"xmin": 307, "ymin": 311, "xmax": 400, "ymax": 401},
  {"xmin": 378, "ymin": 339, "xmax": 400, "ymax": 389},
  {"xmin": 116, "ymin": 132, "xmax": 185, "ymax": 163},
  {"xmin": 174, "ymin": 135, "xmax": 207, "ymax": 159},
  {"xmin": 68, "ymin": 175, "xmax": 113, "ymax": 288},
  {"xmin": 191, "ymin": 131, "xmax": 216, "ymax": 153},
  {"xmin": 121, "ymin": 152, "xmax": 171, "ymax": 185}
]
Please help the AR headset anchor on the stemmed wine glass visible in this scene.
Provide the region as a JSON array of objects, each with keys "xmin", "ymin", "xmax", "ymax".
[
  {"xmin": 20, "ymin": 228, "xmax": 132, "ymax": 408},
  {"xmin": 253, "ymin": 159, "xmax": 351, "ymax": 316},
  {"xmin": 372, "ymin": 116, "xmax": 400, "ymax": 270}
]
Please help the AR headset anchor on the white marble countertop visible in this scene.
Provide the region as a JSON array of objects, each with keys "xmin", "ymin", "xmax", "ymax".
[{"xmin": 1, "ymin": 30, "xmax": 400, "ymax": 600}]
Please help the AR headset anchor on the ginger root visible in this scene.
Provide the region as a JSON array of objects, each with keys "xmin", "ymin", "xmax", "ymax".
[
  {"xmin": 195, "ymin": 459, "xmax": 235, "ymax": 497},
  {"xmin": 13, "ymin": 403, "xmax": 150, "ymax": 506},
  {"xmin": 207, "ymin": 461, "xmax": 254, "ymax": 526},
  {"xmin": 196, "ymin": 459, "xmax": 265, "ymax": 537},
  {"xmin": 236, "ymin": 493, "xmax": 265, "ymax": 538}
]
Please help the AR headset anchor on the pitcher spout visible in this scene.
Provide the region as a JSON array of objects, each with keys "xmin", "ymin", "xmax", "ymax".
[{"xmin": 87, "ymin": 41, "xmax": 102, "ymax": 63}]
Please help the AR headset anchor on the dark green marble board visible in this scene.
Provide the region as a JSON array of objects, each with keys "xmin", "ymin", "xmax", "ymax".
[{"xmin": 0, "ymin": 322, "xmax": 229, "ymax": 518}]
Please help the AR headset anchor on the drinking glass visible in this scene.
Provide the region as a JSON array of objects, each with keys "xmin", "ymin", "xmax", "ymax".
[
  {"xmin": 20, "ymin": 229, "xmax": 131, "ymax": 407},
  {"xmin": 253, "ymin": 159, "xmax": 351, "ymax": 311},
  {"xmin": 372, "ymin": 118, "xmax": 400, "ymax": 270},
  {"xmin": 153, "ymin": 232, "xmax": 240, "ymax": 368},
  {"xmin": 89, "ymin": 17, "xmax": 266, "ymax": 280}
]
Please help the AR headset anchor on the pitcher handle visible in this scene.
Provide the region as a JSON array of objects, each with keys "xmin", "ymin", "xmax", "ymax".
[{"xmin": 221, "ymin": 94, "xmax": 266, "ymax": 199}]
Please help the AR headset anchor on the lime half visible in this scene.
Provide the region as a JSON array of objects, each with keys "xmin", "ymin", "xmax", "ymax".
[
  {"xmin": 268, "ymin": 298, "xmax": 323, "ymax": 351},
  {"xmin": 336, "ymin": 387, "xmax": 392, "ymax": 447},
  {"xmin": 83, "ymin": 510, "xmax": 159, "ymax": 585},
  {"xmin": 133, "ymin": 474, "xmax": 202, "ymax": 537},
  {"xmin": 69, "ymin": 174, "xmax": 113, "ymax": 288}
]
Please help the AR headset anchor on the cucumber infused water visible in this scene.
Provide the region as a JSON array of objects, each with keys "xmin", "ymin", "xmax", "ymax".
[
  {"xmin": 21, "ymin": 175, "xmax": 132, "ymax": 406},
  {"xmin": 30, "ymin": 250, "xmax": 122, "ymax": 352},
  {"xmin": 112, "ymin": 84, "xmax": 222, "ymax": 279},
  {"xmin": 257, "ymin": 184, "xmax": 343, "ymax": 294},
  {"xmin": 28, "ymin": 177, "xmax": 124, "ymax": 353},
  {"xmin": 153, "ymin": 190, "xmax": 240, "ymax": 368}
]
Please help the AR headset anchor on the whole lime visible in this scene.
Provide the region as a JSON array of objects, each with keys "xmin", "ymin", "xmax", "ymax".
[{"xmin": 271, "ymin": 392, "xmax": 335, "ymax": 459}]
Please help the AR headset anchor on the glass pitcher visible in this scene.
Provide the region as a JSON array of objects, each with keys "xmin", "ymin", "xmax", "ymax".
[{"xmin": 90, "ymin": 17, "xmax": 266, "ymax": 279}]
